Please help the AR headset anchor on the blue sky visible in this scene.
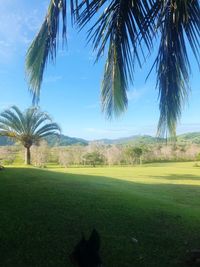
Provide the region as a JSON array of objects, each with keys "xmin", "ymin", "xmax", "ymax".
[{"xmin": 0, "ymin": 0, "xmax": 199, "ymax": 140}]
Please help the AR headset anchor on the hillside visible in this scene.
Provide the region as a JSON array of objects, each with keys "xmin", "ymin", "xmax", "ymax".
[
  {"xmin": 0, "ymin": 134, "xmax": 88, "ymax": 147},
  {"xmin": 95, "ymin": 133, "xmax": 200, "ymax": 145},
  {"xmin": 177, "ymin": 132, "xmax": 200, "ymax": 144},
  {"xmin": 45, "ymin": 134, "xmax": 88, "ymax": 146},
  {"xmin": 96, "ymin": 135, "xmax": 164, "ymax": 145},
  {"xmin": 1, "ymin": 132, "xmax": 200, "ymax": 146},
  {"xmin": 0, "ymin": 136, "xmax": 14, "ymax": 146}
]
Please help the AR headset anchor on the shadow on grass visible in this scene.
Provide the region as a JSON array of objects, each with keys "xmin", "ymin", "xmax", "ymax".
[
  {"xmin": 149, "ymin": 173, "xmax": 200, "ymax": 181},
  {"xmin": 0, "ymin": 167, "xmax": 200, "ymax": 267}
]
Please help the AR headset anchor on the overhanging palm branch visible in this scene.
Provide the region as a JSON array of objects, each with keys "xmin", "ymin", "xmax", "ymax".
[
  {"xmin": 26, "ymin": 0, "xmax": 200, "ymax": 136},
  {"xmin": 154, "ymin": 0, "xmax": 200, "ymax": 136},
  {"xmin": 85, "ymin": 0, "xmax": 153, "ymax": 117},
  {"xmin": 26, "ymin": 0, "xmax": 67, "ymax": 103}
]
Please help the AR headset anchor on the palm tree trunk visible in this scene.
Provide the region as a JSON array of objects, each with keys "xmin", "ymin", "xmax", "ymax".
[{"xmin": 25, "ymin": 147, "xmax": 31, "ymax": 165}]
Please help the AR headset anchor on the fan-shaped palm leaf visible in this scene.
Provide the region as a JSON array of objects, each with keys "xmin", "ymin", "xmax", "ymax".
[{"xmin": 0, "ymin": 106, "xmax": 60, "ymax": 164}]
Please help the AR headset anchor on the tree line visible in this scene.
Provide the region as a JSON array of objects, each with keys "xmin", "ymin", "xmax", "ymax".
[{"xmin": 1, "ymin": 141, "xmax": 200, "ymax": 168}]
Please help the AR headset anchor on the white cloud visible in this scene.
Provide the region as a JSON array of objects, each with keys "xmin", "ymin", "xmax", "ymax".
[
  {"xmin": 0, "ymin": 1, "xmax": 46, "ymax": 62},
  {"xmin": 44, "ymin": 75, "xmax": 63, "ymax": 83},
  {"xmin": 85, "ymin": 102, "xmax": 99, "ymax": 109},
  {"xmin": 83, "ymin": 123, "xmax": 160, "ymax": 140},
  {"xmin": 84, "ymin": 127, "xmax": 138, "ymax": 137},
  {"xmin": 127, "ymin": 87, "xmax": 147, "ymax": 102}
]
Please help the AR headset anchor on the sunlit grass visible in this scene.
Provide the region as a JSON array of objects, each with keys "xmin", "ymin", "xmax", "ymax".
[
  {"xmin": 0, "ymin": 162, "xmax": 200, "ymax": 266},
  {"xmin": 55, "ymin": 162, "xmax": 200, "ymax": 186}
]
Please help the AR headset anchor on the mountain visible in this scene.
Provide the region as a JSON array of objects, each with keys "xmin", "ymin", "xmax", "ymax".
[
  {"xmin": 1, "ymin": 132, "xmax": 200, "ymax": 147},
  {"xmin": 95, "ymin": 135, "xmax": 164, "ymax": 145},
  {"xmin": 97, "ymin": 133, "xmax": 200, "ymax": 145},
  {"xmin": 45, "ymin": 134, "xmax": 88, "ymax": 146},
  {"xmin": 177, "ymin": 132, "xmax": 200, "ymax": 144},
  {"xmin": 0, "ymin": 134, "xmax": 88, "ymax": 147},
  {"xmin": 0, "ymin": 136, "xmax": 14, "ymax": 146}
]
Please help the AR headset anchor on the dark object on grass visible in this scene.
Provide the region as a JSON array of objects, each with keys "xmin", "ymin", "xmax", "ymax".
[
  {"xmin": 186, "ymin": 249, "xmax": 200, "ymax": 266},
  {"xmin": 0, "ymin": 165, "xmax": 4, "ymax": 171},
  {"xmin": 70, "ymin": 229, "xmax": 102, "ymax": 267}
]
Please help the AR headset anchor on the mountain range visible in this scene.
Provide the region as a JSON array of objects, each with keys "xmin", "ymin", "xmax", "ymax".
[{"xmin": 1, "ymin": 132, "xmax": 200, "ymax": 146}]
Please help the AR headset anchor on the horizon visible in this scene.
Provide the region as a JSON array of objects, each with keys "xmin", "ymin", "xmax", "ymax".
[
  {"xmin": 39, "ymin": 130, "xmax": 200, "ymax": 142},
  {"xmin": 0, "ymin": 0, "xmax": 200, "ymax": 140}
]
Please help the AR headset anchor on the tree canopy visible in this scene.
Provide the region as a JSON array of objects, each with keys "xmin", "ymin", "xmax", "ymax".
[{"xmin": 0, "ymin": 106, "xmax": 60, "ymax": 164}]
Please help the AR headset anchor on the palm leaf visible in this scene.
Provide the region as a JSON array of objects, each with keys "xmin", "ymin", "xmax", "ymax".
[
  {"xmin": 35, "ymin": 122, "xmax": 61, "ymax": 136},
  {"xmin": 0, "ymin": 106, "xmax": 60, "ymax": 145},
  {"xmin": 81, "ymin": 0, "xmax": 153, "ymax": 117},
  {"xmin": 26, "ymin": 0, "xmax": 67, "ymax": 103},
  {"xmin": 26, "ymin": 0, "xmax": 200, "ymax": 136},
  {"xmin": 155, "ymin": 0, "xmax": 200, "ymax": 136}
]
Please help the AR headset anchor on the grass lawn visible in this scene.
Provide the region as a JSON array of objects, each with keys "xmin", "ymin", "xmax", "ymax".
[{"xmin": 0, "ymin": 162, "xmax": 200, "ymax": 266}]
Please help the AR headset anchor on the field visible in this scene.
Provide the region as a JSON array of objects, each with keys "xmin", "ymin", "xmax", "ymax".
[{"xmin": 0, "ymin": 162, "xmax": 200, "ymax": 266}]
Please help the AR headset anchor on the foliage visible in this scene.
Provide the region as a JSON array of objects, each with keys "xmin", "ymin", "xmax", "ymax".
[
  {"xmin": 26, "ymin": 0, "xmax": 200, "ymax": 136},
  {"xmin": 196, "ymin": 152, "xmax": 200, "ymax": 161},
  {"xmin": 1, "ymin": 141, "xmax": 200, "ymax": 166},
  {"xmin": 0, "ymin": 147, "xmax": 16, "ymax": 165},
  {"xmin": 0, "ymin": 106, "xmax": 60, "ymax": 164},
  {"xmin": 124, "ymin": 146, "xmax": 144, "ymax": 164},
  {"xmin": 31, "ymin": 141, "xmax": 49, "ymax": 167},
  {"xmin": 58, "ymin": 149, "xmax": 75, "ymax": 167},
  {"xmin": 83, "ymin": 151, "xmax": 105, "ymax": 167},
  {"xmin": 178, "ymin": 132, "xmax": 200, "ymax": 144},
  {"xmin": 106, "ymin": 145, "xmax": 123, "ymax": 165}
]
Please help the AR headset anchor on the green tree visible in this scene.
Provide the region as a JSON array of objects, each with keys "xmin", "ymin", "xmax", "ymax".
[
  {"xmin": 83, "ymin": 151, "xmax": 105, "ymax": 167},
  {"xmin": 0, "ymin": 106, "xmax": 60, "ymax": 165},
  {"xmin": 196, "ymin": 152, "xmax": 200, "ymax": 161},
  {"xmin": 26, "ymin": 0, "xmax": 200, "ymax": 136},
  {"xmin": 125, "ymin": 146, "xmax": 143, "ymax": 165}
]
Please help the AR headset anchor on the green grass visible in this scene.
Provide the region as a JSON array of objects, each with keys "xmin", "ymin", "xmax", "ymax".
[{"xmin": 0, "ymin": 162, "xmax": 200, "ymax": 266}]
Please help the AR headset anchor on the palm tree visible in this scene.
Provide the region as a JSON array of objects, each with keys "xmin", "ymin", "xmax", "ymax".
[
  {"xmin": 26, "ymin": 0, "xmax": 200, "ymax": 136},
  {"xmin": 0, "ymin": 106, "xmax": 60, "ymax": 165}
]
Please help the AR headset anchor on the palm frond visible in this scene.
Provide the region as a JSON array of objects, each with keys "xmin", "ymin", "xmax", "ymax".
[
  {"xmin": 0, "ymin": 106, "xmax": 25, "ymax": 134},
  {"xmin": 34, "ymin": 122, "xmax": 61, "ymax": 137},
  {"xmin": 26, "ymin": 0, "xmax": 67, "ymax": 103},
  {"xmin": 25, "ymin": 0, "xmax": 200, "ymax": 136},
  {"xmin": 101, "ymin": 41, "xmax": 128, "ymax": 117},
  {"xmin": 0, "ymin": 106, "xmax": 60, "ymax": 146},
  {"xmin": 155, "ymin": 0, "xmax": 200, "ymax": 137},
  {"xmin": 79, "ymin": 0, "xmax": 153, "ymax": 118},
  {"xmin": 30, "ymin": 114, "xmax": 51, "ymax": 134},
  {"xmin": 0, "ymin": 129, "xmax": 18, "ymax": 139}
]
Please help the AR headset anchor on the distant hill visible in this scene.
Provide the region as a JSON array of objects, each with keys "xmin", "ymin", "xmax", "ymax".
[
  {"xmin": 45, "ymin": 134, "xmax": 88, "ymax": 146},
  {"xmin": 0, "ymin": 134, "xmax": 88, "ymax": 147},
  {"xmin": 177, "ymin": 132, "xmax": 200, "ymax": 144},
  {"xmin": 1, "ymin": 132, "xmax": 200, "ymax": 146},
  {"xmin": 96, "ymin": 133, "xmax": 200, "ymax": 145},
  {"xmin": 96, "ymin": 135, "xmax": 164, "ymax": 145},
  {"xmin": 0, "ymin": 136, "xmax": 14, "ymax": 146}
]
